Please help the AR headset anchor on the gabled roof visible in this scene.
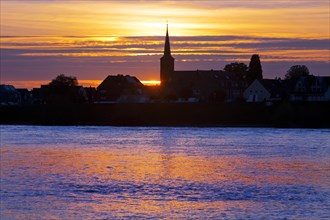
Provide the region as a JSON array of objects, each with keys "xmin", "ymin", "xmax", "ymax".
[
  {"xmin": 246, "ymin": 79, "xmax": 287, "ymax": 99},
  {"xmin": 97, "ymin": 75, "xmax": 143, "ymax": 91},
  {"xmin": 0, "ymin": 85, "xmax": 18, "ymax": 94},
  {"xmin": 314, "ymin": 76, "xmax": 330, "ymax": 90},
  {"xmin": 288, "ymin": 75, "xmax": 330, "ymax": 93}
]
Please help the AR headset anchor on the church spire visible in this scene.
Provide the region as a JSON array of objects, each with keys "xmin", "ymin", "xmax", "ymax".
[
  {"xmin": 164, "ymin": 23, "xmax": 172, "ymax": 57},
  {"xmin": 160, "ymin": 23, "xmax": 174, "ymax": 86}
]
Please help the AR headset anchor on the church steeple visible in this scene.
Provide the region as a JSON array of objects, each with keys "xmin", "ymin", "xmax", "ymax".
[
  {"xmin": 160, "ymin": 24, "xmax": 174, "ymax": 86},
  {"xmin": 164, "ymin": 24, "xmax": 172, "ymax": 57}
]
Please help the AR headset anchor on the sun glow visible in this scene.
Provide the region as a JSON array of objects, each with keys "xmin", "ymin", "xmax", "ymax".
[
  {"xmin": 1, "ymin": 0, "xmax": 329, "ymax": 84},
  {"xmin": 141, "ymin": 80, "xmax": 160, "ymax": 86},
  {"xmin": 2, "ymin": 1, "xmax": 329, "ymax": 37}
]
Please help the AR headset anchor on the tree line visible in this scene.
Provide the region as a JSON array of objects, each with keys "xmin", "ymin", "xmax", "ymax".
[{"xmin": 223, "ymin": 54, "xmax": 311, "ymax": 83}]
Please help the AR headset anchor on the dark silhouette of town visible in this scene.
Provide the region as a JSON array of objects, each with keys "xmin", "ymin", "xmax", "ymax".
[{"xmin": 1, "ymin": 26, "xmax": 330, "ymax": 127}]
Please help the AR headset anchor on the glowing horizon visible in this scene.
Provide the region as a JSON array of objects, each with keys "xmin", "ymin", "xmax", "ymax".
[{"xmin": 1, "ymin": 79, "xmax": 161, "ymax": 90}]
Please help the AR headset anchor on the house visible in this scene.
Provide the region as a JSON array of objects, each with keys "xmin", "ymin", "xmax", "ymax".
[
  {"xmin": 173, "ymin": 70, "xmax": 247, "ymax": 102},
  {"xmin": 97, "ymin": 75, "xmax": 147, "ymax": 102},
  {"xmin": 244, "ymin": 80, "xmax": 270, "ymax": 102},
  {"xmin": 323, "ymin": 84, "xmax": 330, "ymax": 101},
  {"xmin": 289, "ymin": 76, "xmax": 330, "ymax": 101},
  {"xmin": 31, "ymin": 88, "xmax": 44, "ymax": 104},
  {"xmin": 84, "ymin": 87, "xmax": 97, "ymax": 104},
  {"xmin": 160, "ymin": 25, "xmax": 247, "ymax": 102},
  {"xmin": 307, "ymin": 76, "xmax": 330, "ymax": 101},
  {"xmin": 0, "ymin": 85, "xmax": 20, "ymax": 105},
  {"xmin": 244, "ymin": 79, "xmax": 287, "ymax": 102},
  {"xmin": 16, "ymin": 88, "xmax": 32, "ymax": 105}
]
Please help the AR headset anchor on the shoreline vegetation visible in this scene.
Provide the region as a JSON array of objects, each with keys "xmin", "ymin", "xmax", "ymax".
[{"xmin": 1, "ymin": 102, "xmax": 329, "ymax": 128}]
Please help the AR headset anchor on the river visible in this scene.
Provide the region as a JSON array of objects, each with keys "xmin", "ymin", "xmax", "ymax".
[{"xmin": 0, "ymin": 126, "xmax": 329, "ymax": 219}]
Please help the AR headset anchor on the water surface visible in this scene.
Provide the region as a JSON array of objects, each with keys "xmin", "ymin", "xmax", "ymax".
[{"xmin": 1, "ymin": 126, "xmax": 329, "ymax": 219}]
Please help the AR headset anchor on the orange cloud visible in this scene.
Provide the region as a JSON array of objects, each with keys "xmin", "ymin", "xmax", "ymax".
[{"xmin": 1, "ymin": 1, "xmax": 329, "ymax": 38}]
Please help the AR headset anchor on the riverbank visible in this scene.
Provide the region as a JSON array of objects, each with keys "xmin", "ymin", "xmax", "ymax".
[{"xmin": 0, "ymin": 102, "xmax": 329, "ymax": 128}]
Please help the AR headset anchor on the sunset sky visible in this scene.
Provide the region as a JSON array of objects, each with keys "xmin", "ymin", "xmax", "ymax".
[{"xmin": 1, "ymin": 0, "xmax": 329, "ymax": 88}]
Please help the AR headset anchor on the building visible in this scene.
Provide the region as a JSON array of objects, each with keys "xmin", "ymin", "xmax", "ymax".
[
  {"xmin": 289, "ymin": 76, "xmax": 330, "ymax": 101},
  {"xmin": 0, "ymin": 85, "xmax": 20, "ymax": 105},
  {"xmin": 160, "ymin": 25, "xmax": 247, "ymax": 102},
  {"xmin": 97, "ymin": 74, "xmax": 147, "ymax": 103},
  {"xmin": 244, "ymin": 79, "xmax": 287, "ymax": 102},
  {"xmin": 244, "ymin": 76, "xmax": 330, "ymax": 103},
  {"xmin": 30, "ymin": 88, "xmax": 44, "ymax": 104},
  {"xmin": 16, "ymin": 88, "xmax": 32, "ymax": 105},
  {"xmin": 84, "ymin": 87, "xmax": 97, "ymax": 104}
]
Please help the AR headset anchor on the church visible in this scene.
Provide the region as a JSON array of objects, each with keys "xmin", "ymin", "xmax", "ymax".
[{"xmin": 160, "ymin": 25, "xmax": 247, "ymax": 102}]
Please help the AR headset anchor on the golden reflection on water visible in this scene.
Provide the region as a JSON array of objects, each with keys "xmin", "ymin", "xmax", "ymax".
[
  {"xmin": 1, "ymin": 139, "xmax": 329, "ymax": 219},
  {"xmin": 1, "ymin": 127, "xmax": 329, "ymax": 219},
  {"xmin": 2, "ymin": 146, "xmax": 329, "ymax": 186}
]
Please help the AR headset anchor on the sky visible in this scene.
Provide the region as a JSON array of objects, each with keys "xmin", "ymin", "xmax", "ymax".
[{"xmin": 1, "ymin": 0, "xmax": 329, "ymax": 88}]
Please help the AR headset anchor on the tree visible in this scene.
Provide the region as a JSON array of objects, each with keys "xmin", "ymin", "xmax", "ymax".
[
  {"xmin": 49, "ymin": 74, "xmax": 78, "ymax": 87},
  {"xmin": 246, "ymin": 54, "xmax": 263, "ymax": 83},
  {"xmin": 44, "ymin": 74, "xmax": 85, "ymax": 104},
  {"xmin": 284, "ymin": 65, "xmax": 310, "ymax": 80},
  {"xmin": 223, "ymin": 62, "xmax": 248, "ymax": 78}
]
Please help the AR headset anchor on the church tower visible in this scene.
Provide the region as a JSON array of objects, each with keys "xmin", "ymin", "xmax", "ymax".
[{"xmin": 160, "ymin": 24, "xmax": 174, "ymax": 87}]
